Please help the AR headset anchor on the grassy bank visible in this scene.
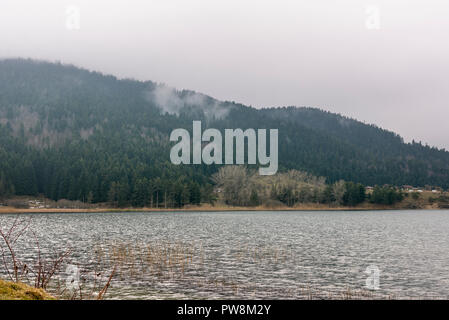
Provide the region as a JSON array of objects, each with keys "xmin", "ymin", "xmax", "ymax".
[
  {"xmin": 0, "ymin": 280, "xmax": 55, "ymax": 300},
  {"xmin": 0, "ymin": 199, "xmax": 443, "ymax": 214}
]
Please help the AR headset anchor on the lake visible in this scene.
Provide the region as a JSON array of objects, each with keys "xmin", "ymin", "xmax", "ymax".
[{"xmin": 1, "ymin": 210, "xmax": 448, "ymax": 299}]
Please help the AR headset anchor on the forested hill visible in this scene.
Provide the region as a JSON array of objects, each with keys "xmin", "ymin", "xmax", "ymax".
[{"xmin": 0, "ymin": 58, "xmax": 448, "ymax": 205}]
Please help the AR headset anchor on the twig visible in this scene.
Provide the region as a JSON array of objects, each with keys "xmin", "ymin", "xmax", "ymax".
[{"xmin": 97, "ymin": 266, "xmax": 117, "ymax": 300}]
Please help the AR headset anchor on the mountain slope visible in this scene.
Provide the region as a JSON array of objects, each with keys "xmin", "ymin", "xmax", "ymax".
[{"xmin": 0, "ymin": 58, "xmax": 448, "ymax": 206}]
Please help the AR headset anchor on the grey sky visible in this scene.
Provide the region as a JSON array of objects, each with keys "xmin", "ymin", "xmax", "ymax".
[{"xmin": 1, "ymin": 0, "xmax": 448, "ymax": 149}]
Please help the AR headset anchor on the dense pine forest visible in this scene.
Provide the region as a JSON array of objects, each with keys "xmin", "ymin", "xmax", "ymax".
[{"xmin": 0, "ymin": 59, "xmax": 448, "ymax": 208}]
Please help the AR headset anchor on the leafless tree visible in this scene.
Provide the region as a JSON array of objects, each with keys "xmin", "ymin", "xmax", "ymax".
[
  {"xmin": 333, "ymin": 180, "xmax": 347, "ymax": 205},
  {"xmin": 0, "ymin": 215, "xmax": 115, "ymax": 299},
  {"xmin": 0, "ymin": 216, "xmax": 32, "ymax": 282}
]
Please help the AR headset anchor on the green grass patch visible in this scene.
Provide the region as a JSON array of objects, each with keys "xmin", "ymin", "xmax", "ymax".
[{"xmin": 0, "ymin": 279, "xmax": 55, "ymax": 300}]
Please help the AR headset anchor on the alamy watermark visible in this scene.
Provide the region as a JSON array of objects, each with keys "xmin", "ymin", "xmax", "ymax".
[
  {"xmin": 365, "ymin": 5, "xmax": 381, "ymax": 30},
  {"xmin": 65, "ymin": 5, "xmax": 81, "ymax": 30},
  {"xmin": 365, "ymin": 265, "xmax": 380, "ymax": 290},
  {"xmin": 170, "ymin": 121, "xmax": 278, "ymax": 175}
]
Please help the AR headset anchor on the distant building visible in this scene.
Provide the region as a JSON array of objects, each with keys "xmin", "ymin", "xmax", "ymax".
[{"xmin": 28, "ymin": 199, "xmax": 45, "ymax": 209}]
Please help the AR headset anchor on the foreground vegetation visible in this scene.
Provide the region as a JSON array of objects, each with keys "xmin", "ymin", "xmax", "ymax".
[
  {"xmin": 0, "ymin": 216, "xmax": 115, "ymax": 300},
  {"xmin": 0, "ymin": 279, "xmax": 54, "ymax": 300}
]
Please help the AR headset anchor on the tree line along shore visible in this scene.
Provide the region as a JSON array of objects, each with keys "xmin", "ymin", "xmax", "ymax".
[{"xmin": 1, "ymin": 167, "xmax": 448, "ymax": 214}]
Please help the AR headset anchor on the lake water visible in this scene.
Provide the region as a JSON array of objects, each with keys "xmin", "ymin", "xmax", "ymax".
[{"xmin": 1, "ymin": 210, "xmax": 449, "ymax": 299}]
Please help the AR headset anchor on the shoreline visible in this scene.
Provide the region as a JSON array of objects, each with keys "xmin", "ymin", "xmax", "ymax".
[{"xmin": 0, "ymin": 203, "xmax": 442, "ymax": 214}]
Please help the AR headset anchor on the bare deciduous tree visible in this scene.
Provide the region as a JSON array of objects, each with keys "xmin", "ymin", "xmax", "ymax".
[{"xmin": 0, "ymin": 216, "xmax": 115, "ymax": 300}]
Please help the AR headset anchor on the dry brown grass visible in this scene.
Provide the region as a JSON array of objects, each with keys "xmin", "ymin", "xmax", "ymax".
[
  {"xmin": 88, "ymin": 241, "xmax": 396, "ymax": 300},
  {"xmin": 0, "ymin": 202, "xmax": 423, "ymax": 214},
  {"xmin": 93, "ymin": 241, "xmax": 202, "ymax": 281}
]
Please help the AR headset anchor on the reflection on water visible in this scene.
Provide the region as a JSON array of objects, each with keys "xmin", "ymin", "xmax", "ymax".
[{"xmin": 1, "ymin": 210, "xmax": 449, "ymax": 299}]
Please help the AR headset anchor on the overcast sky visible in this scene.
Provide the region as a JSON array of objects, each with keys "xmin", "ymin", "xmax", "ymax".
[{"xmin": 1, "ymin": 0, "xmax": 448, "ymax": 149}]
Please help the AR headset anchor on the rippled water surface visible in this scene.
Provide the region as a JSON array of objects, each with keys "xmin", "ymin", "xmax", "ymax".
[{"xmin": 1, "ymin": 210, "xmax": 449, "ymax": 299}]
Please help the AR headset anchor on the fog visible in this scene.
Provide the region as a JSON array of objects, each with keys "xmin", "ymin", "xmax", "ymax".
[
  {"xmin": 148, "ymin": 85, "xmax": 232, "ymax": 120},
  {"xmin": 1, "ymin": 0, "xmax": 448, "ymax": 148}
]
